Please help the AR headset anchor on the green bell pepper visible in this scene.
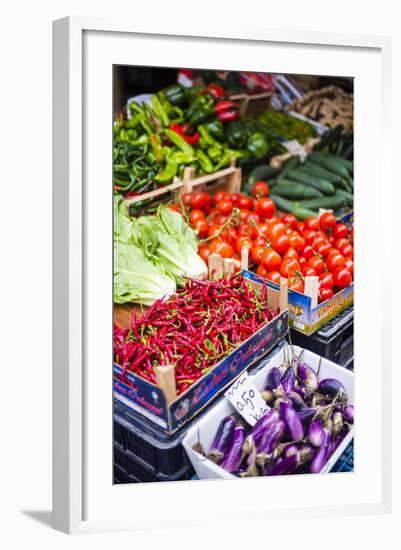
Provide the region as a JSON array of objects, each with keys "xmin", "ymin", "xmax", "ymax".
[
  {"xmin": 226, "ymin": 120, "xmax": 248, "ymax": 148},
  {"xmin": 247, "ymin": 132, "xmax": 269, "ymax": 158},
  {"xmin": 204, "ymin": 120, "xmax": 225, "ymax": 141},
  {"xmin": 162, "ymin": 84, "xmax": 187, "ymax": 107}
]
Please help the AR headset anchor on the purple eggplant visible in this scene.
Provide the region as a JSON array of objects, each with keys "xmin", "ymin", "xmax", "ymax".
[
  {"xmin": 318, "ymin": 378, "xmax": 346, "ymax": 399},
  {"xmin": 282, "ymin": 443, "xmax": 299, "ymax": 459},
  {"xmin": 266, "ymin": 367, "xmax": 285, "ymax": 397},
  {"xmin": 251, "ymin": 409, "xmax": 280, "ymax": 447},
  {"xmin": 307, "ymin": 419, "xmax": 325, "ymax": 448},
  {"xmin": 207, "ymin": 415, "xmax": 237, "ymax": 464},
  {"xmin": 255, "ymin": 420, "xmax": 285, "ymax": 467},
  {"xmin": 297, "ymin": 362, "xmax": 319, "ymax": 393},
  {"xmin": 279, "ymin": 401, "xmax": 304, "ymax": 442},
  {"xmin": 281, "ymin": 366, "xmax": 296, "ymax": 394},
  {"xmin": 287, "ymin": 391, "xmax": 308, "ymax": 411},
  {"xmin": 329, "ymin": 428, "xmax": 348, "ymax": 458},
  {"xmin": 343, "ymin": 404, "xmax": 354, "ymax": 424},
  {"xmin": 298, "ymin": 443, "xmax": 314, "ymax": 463},
  {"xmin": 274, "ymin": 396, "xmax": 291, "ymax": 410},
  {"xmin": 266, "ymin": 454, "xmax": 298, "ymax": 476},
  {"xmin": 332, "ymin": 411, "xmax": 344, "ymax": 436},
  {"xmin": 220, "ymin": 424, "xmax": 247, "ymax": 473},
  {"xmin": 298, "ymin": 407, "xmax": 317, "ymax": 426},
  {"xmin": 309, "ymin": 429, "xmax": 331, "ymax": 473},
  {"xmin": 261, "ymin": 386, "xmax": 275, "ymax": 405}
]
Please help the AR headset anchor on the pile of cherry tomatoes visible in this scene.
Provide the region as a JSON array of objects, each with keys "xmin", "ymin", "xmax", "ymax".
[{"xmin": 172, "ymin": 181, "xmax": 353, "ymax": 303}]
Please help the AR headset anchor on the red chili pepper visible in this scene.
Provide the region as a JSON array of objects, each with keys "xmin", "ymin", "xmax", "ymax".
[
  {"xmin": 216, "ymin": 110, "xmax": 239, "ymax": 122},
  {"xmin": 207, "ymin": 83, "xmax": 225, "ymax": 98},
  {"xmin": 214, "ymin": 100, "xmax": 236, "ymax": 114}
]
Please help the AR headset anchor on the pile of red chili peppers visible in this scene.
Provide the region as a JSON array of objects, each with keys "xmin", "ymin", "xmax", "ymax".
[{"xmin": 114, "ymin": 274, "xmax": 276, "ymax": 395}]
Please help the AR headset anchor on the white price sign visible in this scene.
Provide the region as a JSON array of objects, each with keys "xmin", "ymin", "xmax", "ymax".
[
  {"xmin": 282, "ymin": 139, "xmax": 307, "ymax": 161},
  {"xmin": 225, "ymin": 373, "xmax": 270, "ymax": 426}
]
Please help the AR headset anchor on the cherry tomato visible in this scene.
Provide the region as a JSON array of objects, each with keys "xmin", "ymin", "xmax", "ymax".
[
  {"xmin": 304, "ymin": 217, "xmax": 320, "ymax": 231},
  {"xmin": 192, "ymin": 191, "xmax": 211, "ymax": 212},
  {"xmin": 340, "ymin": 243, "xmax": 353, "ymax": 258},
  {"xmin": 208, "ymin": 224, "xmax": 221, "ymax": 238},
  {"xmin": 319, "ymin": 212, "xmax": 337, "ymax": 233},
  {"xmin": 193, "ymin": 219, "xmax": 209, "ymax": 238},
  {"xmin": 268, "ymin": 222, "xmax": 287, "ymax": 241},
  {"xmin": 167, "ymin": 203, "xmax": 182, "ymax": 213},
  {"xmin": 214, "ymin": 191, "xmax": 230, "ymax": 204},
  {"xmin": 189, "ymin": 209, "xmax": 206, "ymax": 225},
  {"xmin": 280, "ymin": 258, "xmax": 300, "ymax": 278},
  {"xmin": 209, "ymin": 239, "xmax": 234, "ymax": 258},
  {"xmin": 256, "ymin": 264, "xmax": 269, "ymax": 278},
  {"xmin": 239, "ymin": 209, "xmax": 252, "ymax": 223},
  {"xmin": 198, "ymin": 245, "xmax": 210, "ymax": 263},
  {"xmin": 326, "ymin": 251, "xmax": 345, "ymax": 272},
  {"xmin": 297, "ymin": 221, "xmax": 305, "ymax": 232},
  {"xmin": 227, "ymin": 225, "xmax": 237, "ymax": 243},
  {"xmin": 255, "ymin": 197, "xmax": 276, "ymax": 219},
  {"xmin": 345, "ymin": 259, "xmax": 354, "ymax": 274},
  {"xmin": 288, "ymin": 231, "xmax": 301, "ymax": 249},
  {"xmin": 319, "ymin": 288, "xmax": 334, "ymax": 302},
  {"xmin": 308, "ymin": 255, "xmax": 325, "ymax": 275},
  {"xmin": 237, "ymin": 223, "xmax": 253, "ymax": 238},
  {"xmin": 253, "ymin": 237, "xmax": 268, "ymax": 248},
  {"xmin": 298, "ymin": 256, "xmax": 307, "ymax": 269},
  {"xmin": 283, "ymin": 248, "xmax": 299, "ymax": 261},
  {"xmin": 182, "ymin": 192, "xmax": 193, "ymax": 207},
  {"xmin": 235, "ymin": 236, "xmax": 253, "ymax": 255},
  {"xmin": 217, "ymin": 199, "xmax": 233, "ymax": 216},
  {"xmin": 208, "ymin": 207, "xmax": 220, "ymax": 222},
  {"xmin": 333, "ymin": 267, "xmax": 352, "ymax": 288},
  {"xmin": 237, "ymin": 195, "xmax": 253, "ymax": 210},
  {"xmin": 281, "ymin": 214, "xmax": 298, "ymax": 230},
  {"xmin": 252, "ymin": 181, "xmax": 270, "ymax": 198},
  {"xmin": 246, "ymin": 212, "xmax": 261, "ymax": 228},
  {"xmin": 302, "ymin": 230, "xmax": 317, "ymax": 245},
  {"xmin": 230, "ymin": 193, "xmax": 241, "ymax": 205},
  {"xmin": 300, "ymin": 244, "xmax": 314, "ymax": 259},
  {"xmin": 251, "ymin": 244, "xmax": 266, "ymax": 264},
  {"xmin": 289, "ymin": 277, "xmax": 305, "ymax": 293},
  {"xmin": 302, "ymin": 266, "xmax": 317, "ymax": 277},
  {"xmin": 272, "ymin": 234, "xmax": 290, "ymax": 254},
  {"xmin": 257, "ymin": 222, "xmax": 270, "ymax": 238},
  {"xmin": 314, "ymin": 230, "xmax": 329, "ymax": 242},
  {"xmin": 261, "ymin": 248, "xmax": 282, "ymax": 271},
  {"xmin": 266, "ymin": 271, "xmax": 282, "ymax": 284},
  {"xmin": 328, "ymin": 235, "xmax": 336, "ymax": 245},
  {"xmin": 312, "ymin": 236, "xmax": 328, "ymax": 253},
  {"xmin": 335, "ymin": 238, "xmax": 349, "ymax": 250},
  {"xmin": 318, "ymin": 243, "xmax": 333, "ymax": 258},
  {"xmin": 333, "ymin": 223, "xmax": 348, "ymax": 239},
  {"xmin": 319, "ymin": 272, "xmax": 334, "ymax": 290}
]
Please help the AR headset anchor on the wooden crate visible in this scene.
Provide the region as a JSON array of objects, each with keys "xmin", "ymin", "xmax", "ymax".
[
  {"xmin": 269, "ymin": 136, "xmax": 321, "ymax": 169},
  {"xmin": 181, "ymin": 161, "xmax": 241, "ymax": 196},
  {"xmin": 229, "ymin": 91, "xmax": 274, "ymax": 118}
]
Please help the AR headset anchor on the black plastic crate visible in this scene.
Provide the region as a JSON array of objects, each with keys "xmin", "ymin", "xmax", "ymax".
[
  {"xmin": 289, "ymin": 307, "xmax": 353, "ymax": 368},
  {"xmin": 113, "ymin": 341, "xmax": 287, "ymax": 484},
  {"xmin": 113, "ymin": 403, "xmax": 195, "ymax": 482}
]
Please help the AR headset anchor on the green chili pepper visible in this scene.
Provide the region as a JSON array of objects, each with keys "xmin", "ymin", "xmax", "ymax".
[
  {"xmin": 196, "ymin": 150, "xmax": 214, "ymax": 173},
  {"xmin": 164, "ymin": 128, "xmax": 195, "ymax": 156},
  {"xmin": 151, "ymin": 95, "xmax": 170, "ymax": 127},
  {"xmin": 155, "ymin": 160, "xmax": 178, "ymax": 183},
  {"xmin": 207, "ymin": 146, "xmax": 222, "ymax": 162},
  {"xmin": 213, "ymin": 149, "xmax": 232, "ymax": 170},
  {"xmin": 198, "ymin": 125, "xmax": 223, "ymax": 148},
  {"xmin": 169, "ymin": 151, "xmax": 196, "ymax": 164},
  {"xmin": 150, "ymin": 134, "xmax": 164, "ymax": 163}
]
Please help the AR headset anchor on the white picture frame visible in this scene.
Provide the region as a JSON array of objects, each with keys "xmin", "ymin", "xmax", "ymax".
[{"xmin": 52, "ymin": 16, "xmax": 392, "ymax": 534}]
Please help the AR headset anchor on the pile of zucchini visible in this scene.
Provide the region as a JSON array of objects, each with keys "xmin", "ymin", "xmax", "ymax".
[{"xmin": 247, "ymin": 152, "xmax": 353, "ymax": 220}]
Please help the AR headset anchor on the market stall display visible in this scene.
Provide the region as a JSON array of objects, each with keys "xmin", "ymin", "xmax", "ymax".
[{"xmin": 112, "ymin": 67, "xmax": 355, "ymax": 481}]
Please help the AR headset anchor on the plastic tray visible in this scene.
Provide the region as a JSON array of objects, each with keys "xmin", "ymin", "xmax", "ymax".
[{"xmin": 183, "ymin": 345, "xmax": 354, "ymax": 480}]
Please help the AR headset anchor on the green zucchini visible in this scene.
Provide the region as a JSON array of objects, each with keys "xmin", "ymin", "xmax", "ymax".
[
  {"xmin": 291, "ymin": 204, "xmax": 319, "ymax": 221},
  {"xmin": 272, "ymin": 181, "xmax": 323, "ymax": 200},
  {"xmin": 334, "ymin": 189, "xmax": 354, "ymax": 207},
  {"xmin": 277, "ymin": 155, "xmax": 301, "ymax": 182},
  {"xmin": 308, "ymin": 152, "xmax": 353, "ymax": 185},
  {"xmin": 304, "ymin": 161, "xmax": 350, "ymax": 190},
  {"xmin": 248, "ymin": 165, "xmax": 279, "ymax": 184},
  {"xmin": 328, "ymin": 156, "xmax": 353, "ymax": 174},
  {"xmin": 297, "ymin": 194, "xmax": 347, "ymax": 210},
  {"xmin": 269, "ymin": 194, "xmax": 293, "ymax": 213},
  {"xmin": 285, "ymin": 169, "xmax": 335, "ymax": 195}
]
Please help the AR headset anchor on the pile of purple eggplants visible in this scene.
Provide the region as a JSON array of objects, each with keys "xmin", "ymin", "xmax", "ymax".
[{"xmin": 194, "ymin": 348, "xmax": 354, "ymax": 476}]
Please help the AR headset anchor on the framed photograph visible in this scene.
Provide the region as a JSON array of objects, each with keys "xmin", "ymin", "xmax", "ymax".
[{"xmin": 52, "ymin": 16, "xmax": 392, "ymax": 534}]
